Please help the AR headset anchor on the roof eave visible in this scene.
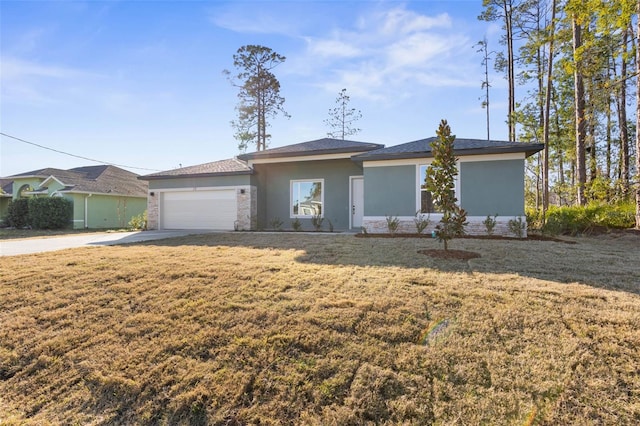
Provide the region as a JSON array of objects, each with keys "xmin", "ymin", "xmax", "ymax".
[
  {"xmin": 7, "ymin": 174, "xmax": 48, "ymax": 180},
  {"xmin": 139, "ymin": 170, "xmax": 253, "ymax": 181},
  {"xmin": 238, "ymin": 145, "xmax": 384, "ymax": 161},
  {"xmin": 58, "ymin": 189, "xmax": 147, "ymax": 197},
  {"xmin": 358, "ymin": 144, "xmax": 545, "ymax": 162}
]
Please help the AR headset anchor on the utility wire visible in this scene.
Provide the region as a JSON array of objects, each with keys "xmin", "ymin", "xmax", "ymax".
[{"xmin": 0, "ymin": 132, "xmax": 162, "ymax": 172}]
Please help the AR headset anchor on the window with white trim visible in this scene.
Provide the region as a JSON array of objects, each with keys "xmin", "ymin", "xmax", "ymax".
[
  {"xmin": 418, "ymin": 164, "xmax": 459, "ymax": 214},
  {"xmin": 291, "ymin": 179, "xmax": 323, "ymax": 217}
]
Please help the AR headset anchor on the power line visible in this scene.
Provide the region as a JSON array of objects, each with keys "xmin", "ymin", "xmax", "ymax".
[{"xmin": 0, "ymin": 132, "xmax": 162, "ymax": 172}]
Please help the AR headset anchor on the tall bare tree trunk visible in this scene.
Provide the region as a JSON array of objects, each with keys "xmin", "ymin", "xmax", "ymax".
[
  {"xmin": 606, "ymin": 55, "xmax": 612, "ymax": 183},
  {"xmin": 606, "ymin": 94, "xmax": 612, "ymax": 181},
  {"xmin": 506, "ymin": 0, "xmax": 516, "ymax": 141},
  {"xmin": 542, "ymin": 0, "xmax": 557, "ymax": 216},
  {"xmin": 618, "ymin": 29, "xmax": 630, "ymax": 198},
  {"xmin": 589, "ymin": 120, "xmax": 597, "ymax": 183},
  {"xmin": 635, "ymin": 0, "xmax": 640, "ymax": 228},
  {"xmin": 573, "ymin": 18, "xmax": 587, "ymax": 206}
]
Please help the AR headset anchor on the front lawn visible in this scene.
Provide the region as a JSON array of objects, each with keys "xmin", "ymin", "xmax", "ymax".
[{"xmin": 1, "ymin": 233, "xmax": 638, "ymax": 424}]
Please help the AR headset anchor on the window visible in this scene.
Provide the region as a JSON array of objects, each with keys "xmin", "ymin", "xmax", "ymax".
[
  {"xmin": 291, "ymin": 180, "xmax": 323, "ymax": 217},
  {"xmin": 418, "ymin": 165, "xmax": 458, "ymax": 214}
]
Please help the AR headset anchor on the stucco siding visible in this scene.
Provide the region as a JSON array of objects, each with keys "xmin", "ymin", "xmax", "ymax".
[
  {"xmin": 70, "ymin": 194, "xmax": 146, "ymax": 229},
  {"xmin": 69, "ymin": 194, "xmax": 85, "ymax": 229},
  {"xmin": 363, "ymin": 165, "xmax": 415, "ymax": 216},
  {"xmin": 47, "ymin": 181, "xmax": 65, "ymax": 194},
  {"xmin": 11, "ymin": 178, "xmax": 43, "ymax": 199},
  {"xmin": 459, "ymin": 159, "xmax": 525, "ymax": 216},
  {"xmin": 254, "ymin": 159, "xmax": 363, "ymax": 230}
]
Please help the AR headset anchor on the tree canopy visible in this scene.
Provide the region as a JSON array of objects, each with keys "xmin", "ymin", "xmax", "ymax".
[
  {"xmin": 224, "ymin": 45, "xmax": 289, "ymax": 152},
  {"xmin": 324, "ymin": 88, "xmax": 362, "ymax": 140}
]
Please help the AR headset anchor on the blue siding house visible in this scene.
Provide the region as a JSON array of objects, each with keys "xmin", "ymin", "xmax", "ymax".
[{"xmin": 140, "ymin": 137, "xmax": 543, "ymax": 237}]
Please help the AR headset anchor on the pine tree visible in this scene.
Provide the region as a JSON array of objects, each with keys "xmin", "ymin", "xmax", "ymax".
[
  {"xmin": 426, "ymin": 120, "xmax": 468, "ymax": 250},
  {"xmin": 224, "ymin": 45, "xmax": 289, "ymax": 152},
  {"xmin": 324, "ymin": 88, "xmax": 362, "ymax": 140}
]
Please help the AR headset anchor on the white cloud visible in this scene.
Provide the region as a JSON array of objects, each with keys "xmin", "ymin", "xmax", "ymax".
[
  {"xmin": 0, "ymin": 56, "xmax": 104, "ymax": 105},
  {"xmin": 208, "ymin": 3, "xmax": 304, "ymax": 36},
  {"xmin": 385, "ymin": 33, "xmax": 461, "ymax": 68},
  {"xmin": 305, "ymin": 37, "xmax": 362, "ymax": 59},
  {"xmin": 292, "ymin": 4, "xmax": 474, "ymax": 103},
  {"xmin": 1, "ymin": 57, "xmax": 97, "ymax": 80},
  {"xmin": 378, "ymin": 9, "xmax": 452, "ymax": 35}
]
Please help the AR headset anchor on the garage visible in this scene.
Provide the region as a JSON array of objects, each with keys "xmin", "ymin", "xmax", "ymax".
[{"xmin": 161, "ymin": 189, "xmax": 237, "ymax": 230}]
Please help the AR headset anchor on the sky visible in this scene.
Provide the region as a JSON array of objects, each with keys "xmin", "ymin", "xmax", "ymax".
[{"xmin": 0, "ymin": 0, "xmax": 506, "ymax": 177}]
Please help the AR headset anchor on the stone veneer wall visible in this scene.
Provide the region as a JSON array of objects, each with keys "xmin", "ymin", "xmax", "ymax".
[
  {"xmin": 147, "ymin": 191, "xmax": 159, "ymax": 230},
  {"xmin": 362, "ymin": 216, "xmax": 528, "ymax": 238},
  {"xmin": 236, "ymin": 185, "xmax": 257, "ymax": 231}
]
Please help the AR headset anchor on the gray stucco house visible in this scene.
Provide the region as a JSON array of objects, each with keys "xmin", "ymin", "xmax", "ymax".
[{"xmin": 139, "ymin": 137, "xmax": 543, "ymax": 236}]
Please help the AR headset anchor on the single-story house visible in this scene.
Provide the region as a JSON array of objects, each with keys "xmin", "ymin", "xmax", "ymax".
[
  {"xmin": 3, "ymin": 165, "xmax": 148, "ymax": 229},
  {"xmin": 0, "ymin": 179, "xmax": 13, "ymax": 224},
  {"xmin": 140, "ymin": 137, "xmax": 543, "ymax": 236}
]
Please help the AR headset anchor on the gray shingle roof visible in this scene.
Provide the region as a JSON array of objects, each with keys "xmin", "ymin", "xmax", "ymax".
[
  {"xmin": 0, "ymin": 179, "xmax": 12, "ymax": 196},
  {"xmin": 6, "ymin": 165, "xmax": 147, "ymax": 197},
  {"xmin": 140, "ymin": 158, "xmax": 252, "ymax": 180},
  {"xmin": 238, "ymin": 138, "xmax": 384, "ymax": 160},
  {"xmin": 354, "ymin": 137, "xmax": 544, "ymax": 160}
]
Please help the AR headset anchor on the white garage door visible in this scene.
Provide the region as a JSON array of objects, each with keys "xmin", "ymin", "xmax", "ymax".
[{"xmin": 161, "ymin": 189, "xmax": 237, "ymax": 230}]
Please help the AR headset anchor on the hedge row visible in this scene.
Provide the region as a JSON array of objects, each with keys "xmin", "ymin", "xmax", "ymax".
[
  {"xmin": 527, "ymin": 202, "xmax": 635, "ymax": 235},
  {"xmin": 7, "ymin": 197, "xmax": 73, "ymax": 229}
]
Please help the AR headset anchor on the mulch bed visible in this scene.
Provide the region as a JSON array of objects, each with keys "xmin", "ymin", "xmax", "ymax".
[{"xmin": 356, "ymin": 233, "xmax": 576, "ymax": 244}]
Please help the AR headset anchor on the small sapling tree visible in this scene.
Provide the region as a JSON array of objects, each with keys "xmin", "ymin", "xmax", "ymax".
[{"xmin": 426, "ymin": 119, "xmax": 467, "ymax": 250}]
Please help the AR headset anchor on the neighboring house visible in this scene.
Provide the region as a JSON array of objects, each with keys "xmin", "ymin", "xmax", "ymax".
[
  {"xmin": 4, "ymin": 165, "xmax": 148, "ymax": 229},
  {"xmin": 140, "ymin": 137, "xmax": 543, "ymax": 236},
  {"xmin": 0, "ymin": 179, "xmax": 13, "ymax": 225}
]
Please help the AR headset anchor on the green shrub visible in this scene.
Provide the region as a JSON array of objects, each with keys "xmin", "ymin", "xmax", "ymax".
[
  {"xmin": 414, "ymin": 212, "xmax": 430, "ymax": 234},
  {"xmin": 28, "ymin": 197, "xmax": 73, "ymax": 229},
  {"xmin": 7, "ymin": 198, "xmax": 30, "ymax": 228},
  {"xmin": 292, "ymin": 218, "xmax": 302, "ymax": 232},
  {"xmin": 128, "ymin": 211, "xmax": 147, "ymax": 230},
  {"xmin": 525, "ymin": 207, "xmax": 543, "ymax": 231},
  {"xmin": 507, "ymin": 217, "xmax": 525, "ymax": 238},
  {"xmin": 385, "ymin": 215, "xmax": 400, "ymax": 234},
  {"xmin": 483, "ymin": 214, "xmax": 498, "ymax": 235},
  {"xmin": 269, "ymin": 217, "xmax": 283, "ymax": 231},
  {"xmin": 311, "ymin": 214, "xmax": 324, "ymax": 231},
  {"xmin": 542, "ymin": 202, "xmax": 634, "ymax": 235}
]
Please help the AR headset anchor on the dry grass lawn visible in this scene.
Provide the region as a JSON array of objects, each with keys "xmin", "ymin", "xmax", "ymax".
[{"xmin": 1, "ymin": 232, "xmax": 639, "ymax": 425}]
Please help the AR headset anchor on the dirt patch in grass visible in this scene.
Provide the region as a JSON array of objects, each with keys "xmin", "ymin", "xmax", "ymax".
[{"xmin": 1, "ymin": 233, "xmax": 639, "ymax": 424}]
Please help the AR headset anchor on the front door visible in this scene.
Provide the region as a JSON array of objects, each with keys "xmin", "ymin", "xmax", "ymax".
[{"xmin": 351, "ymin": 176, "xmax": 364, "ymax": 229}]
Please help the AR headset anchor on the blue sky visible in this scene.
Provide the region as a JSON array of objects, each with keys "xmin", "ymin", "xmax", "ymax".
[{"xmin": 1, "ymin": 0, "xmax": 505, "ymax": 177}]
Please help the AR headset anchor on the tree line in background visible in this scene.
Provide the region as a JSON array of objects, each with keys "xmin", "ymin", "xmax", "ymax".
[{"xmin": 480, "ymin": 0, "xmax": 640, "ymax": 229}]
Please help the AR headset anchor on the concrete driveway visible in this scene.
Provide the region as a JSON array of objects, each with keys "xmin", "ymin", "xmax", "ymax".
[{"xmin": 0, "ymin": 230, "xmax": 213, "ymax": 256}]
